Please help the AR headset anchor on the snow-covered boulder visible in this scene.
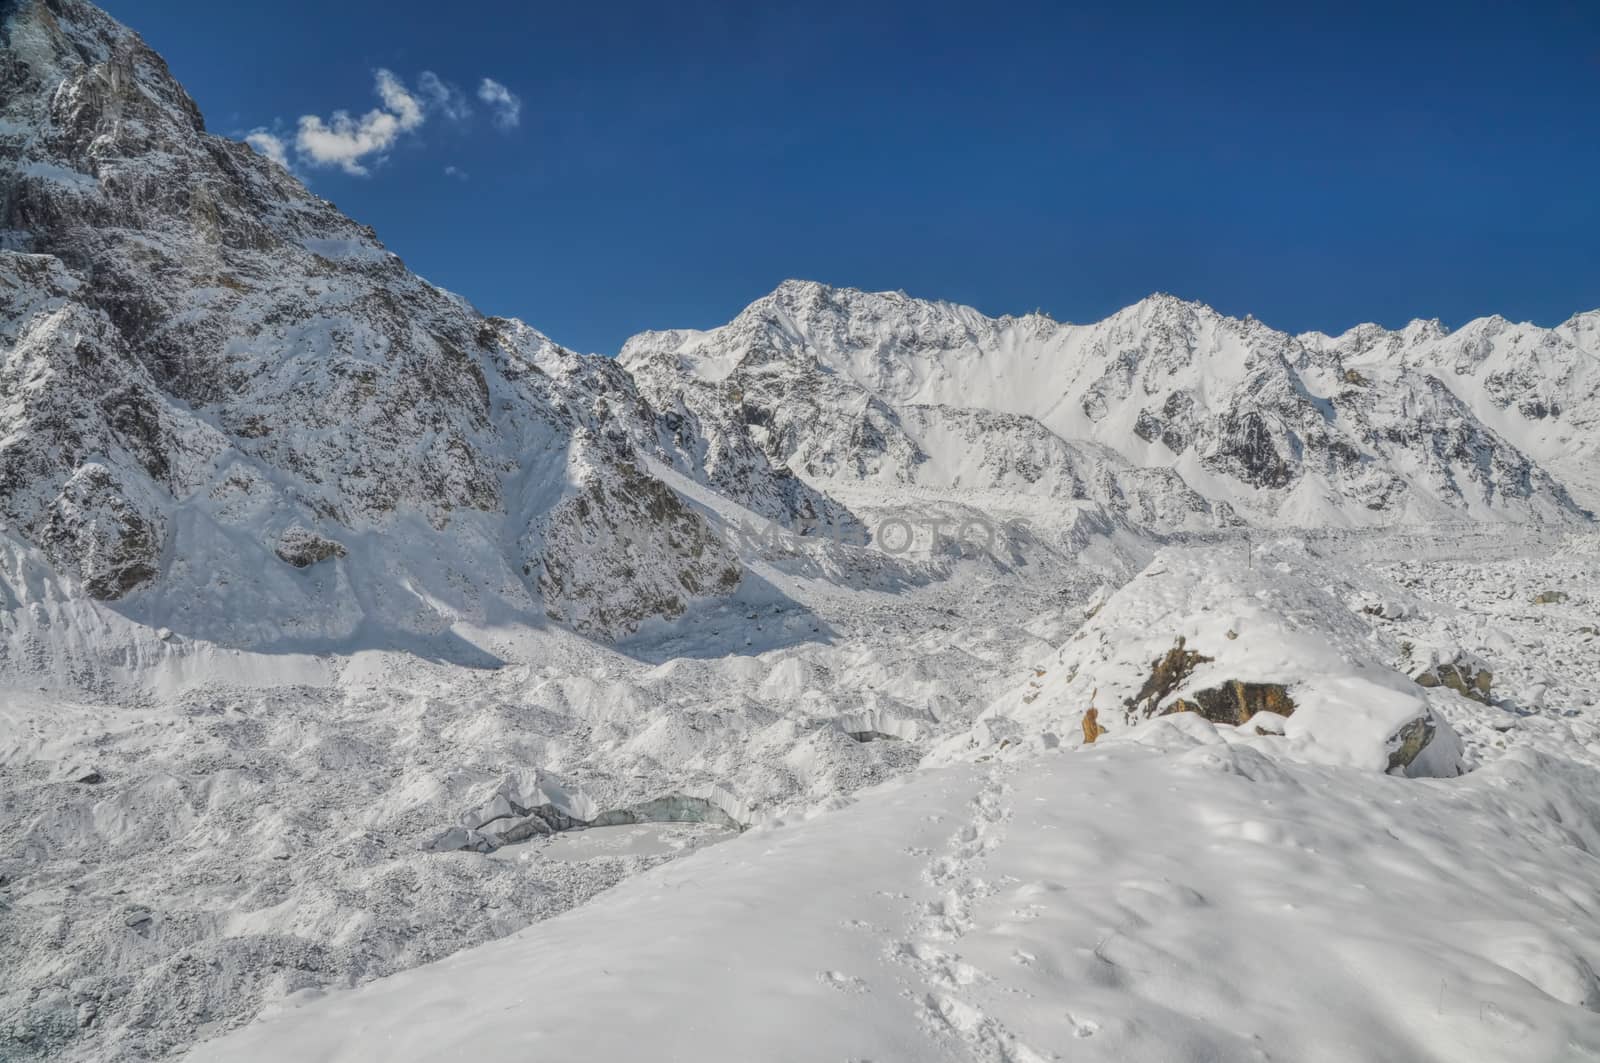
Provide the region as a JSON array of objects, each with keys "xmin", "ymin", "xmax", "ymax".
[
  {"xmin": 1408, "ymin": 644, "xmax": 1494, "ymax": 704},
  {"xmin": 273, "ymin": 528, "xmax": 347, "ymax": 568},
  {"xmin": 961, "ymin": 546, "xmax": 1465, "ymax": 776},
  {"xmin": 59, "ymin": 764, "xmax": 104, "ymax": 785},
  {"xmin": 1357, "ymin": 597, "xmax": 1413, "ymax": 621}
]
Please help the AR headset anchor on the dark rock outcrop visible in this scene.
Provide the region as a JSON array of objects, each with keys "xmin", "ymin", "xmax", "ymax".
[
  {"xmin": 1385, "ymin": 714, "xmax": 1438, "ymax": 772},
  {"xmin": 1413, "ymin": 657, "xmax": 1493, "ymax": 705},
  {"xmin": 1124, "ymin": 637, "xmax": 1214, "ymax": 719},
  {"xmin": 274, "ymin": 528, "xmax": 347, "ymax": 568},
  {"xmin": 1167, "ymin": 681, "xmax": 1297, "ymax": 727}
]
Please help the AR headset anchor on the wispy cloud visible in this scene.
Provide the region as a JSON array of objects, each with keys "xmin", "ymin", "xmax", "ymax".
[
  {"xmin": 477, "ymin": 78, "xmax": 522, "ymax": 130},
  {"xmin": 444, "ymin": 165, "xmax": 470, "ymax": 181},
  {"xmin": 245, "ymin": 70, "xmax": 520, "ymax": 177},
  {"xmin": 419, "ymin": 72, "xmax": 472, "ymax": 123}
]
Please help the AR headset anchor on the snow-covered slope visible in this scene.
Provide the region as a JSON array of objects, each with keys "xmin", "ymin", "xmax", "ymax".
[
  {"xmin": 186, "ymin": 531, "xmax": 1600, "ymax": 1063},
  {"xmin": 191, "ymin": 714, "xmax": 1600, "ymax": 1063},
  {"xmin": 6, "ymin": 4, "xmax": 1600, "ymax": 1063},
  {"xmin": 622, "ymin": 281, "xmax": 1598, "ymax": 527},
  {"xmin": 1303, "ymin": 311, "xmax": 1600, "ymax": 511},
  {"xmin": 0, "ymin": 0, "xmax": 842, "ymax": 656},
  {"xmin": 957, "ymin": 543, "xmax": 1467, "ymax": 777}
]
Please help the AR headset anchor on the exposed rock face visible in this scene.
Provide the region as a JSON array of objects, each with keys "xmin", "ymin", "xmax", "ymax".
[
  {"xmin": 535, "ymin": 450, "xmax": 742, "ymax": 636},
  {"xmin": 622, "ymin": 281, "xmax": 1597, "ymax": 529},
  {"xmin": 1124, "ymin": 639, "xmax": 1297, "ymax": 727},
  {"xmin": 34, "ymin": 462, "xmax": 163, "ymax": 599},
  {"xmin": 1125, "ymin": 637, "xmax": 1214, "ymax": 719},
  {"xmin": 1204, "ymin": 410, "xmax": 1292, "ymax": 490},
  {"xmin": 1168, "ymin": 681, "xmax": 1297, "ymax": 727},
  {"xmin": 1534, "ymin": 590, "xmax": 1571, "ymax": 605},
  {"xmin": 1413, "ymin": 656, "xmax": 1494, "ymax": 704},
  {"xmin": 0, "ymin": 0, "xmax": 824, "ymax": 642},
  {"xmin": 1386, "ymin": 714, "xmax": 1438, "ymax": 772},
  {"xmin": 273, "ymin": 527, "xmax": 346, "ymax": 568}
]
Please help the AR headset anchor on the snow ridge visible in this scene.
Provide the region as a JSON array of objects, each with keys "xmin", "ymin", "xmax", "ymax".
[{"xmin": 623, "ymin": 280, "xmax": 1599, "ymax": 528}]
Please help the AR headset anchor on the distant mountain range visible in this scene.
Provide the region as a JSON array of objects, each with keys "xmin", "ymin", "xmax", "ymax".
[
  {"xmin": 2, "ymin": 0, "xmax": 1595, "ymax": 656},
  {"xmin": 622, "ymin": 281, "xmax": 1600, "ymax": 529}
]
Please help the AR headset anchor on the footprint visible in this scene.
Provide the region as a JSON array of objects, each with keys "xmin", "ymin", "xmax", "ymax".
[
  {"xmin": 895, "ymin": 765, "xmax": 1026, "ymax": 1059},
  {"xmin": 818, "ymin": 970, "xmax": 869, "ymax": 994},
  {"xmin": 896, "ymin": 942, "xmax": 986, "ymax": 988},
  {"xmin": 923, "ymin": 993, "xmax": 1052, "ymax": 1063}
]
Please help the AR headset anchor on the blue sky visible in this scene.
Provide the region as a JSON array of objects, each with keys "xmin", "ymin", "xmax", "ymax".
[{"xmin": 108, "ymin": 0, "xmax": 1599, "ymax": 354}]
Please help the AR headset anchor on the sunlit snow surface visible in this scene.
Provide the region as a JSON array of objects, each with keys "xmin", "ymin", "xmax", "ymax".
[
  {"xmin": 12, "ymin": 521, "xmax": 1574, "ymax": 1063},
  {"xmin": 3, "ymin": 1, "xmax": 1599, "ymax": 1057},
  {"xmin": 199, "ymin": 744, "xmax": 1600, "ymax": 1063}
]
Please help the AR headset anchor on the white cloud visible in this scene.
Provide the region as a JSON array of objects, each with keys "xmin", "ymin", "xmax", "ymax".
[
  {"xmin": 419, "ymin": 72, "xmax": 472, "ymax": 123},
  {"xmin": 444, "ymin": 165, "xmax": 469, "ymax": 181},
  {"xmin": 477, "ymin": 77, "xmax": 522, "ymax": 130},
  {"xmin": 245, "ymin": 129, "xmax": 289, "ymax": 169},
  {"xmin": 248, "ymin": 69, "xmax": 517, "ymax": 179},
  {"xmin": 375, "ymin": 69, "xmax": 424, "ymax": 130},
  {"xmin": 295, "ymin": 69, "xmax": 425, "ymax": 176}
]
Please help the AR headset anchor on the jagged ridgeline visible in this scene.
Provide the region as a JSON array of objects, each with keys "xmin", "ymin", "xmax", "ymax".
[
  {"xmin": 621, "ymin": 281, "xmax": 1600, "ymax": 528},
  {"xmin": 0, "ymin": 0, "xmax": 841, "ymax": 648},
  {"xmin": 3, "ymin": 0, "xmax": 1597, "ymax": 657}
]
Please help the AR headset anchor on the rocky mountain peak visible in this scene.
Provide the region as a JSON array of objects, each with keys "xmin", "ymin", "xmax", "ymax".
[
  {"xmin": 0, "ymin": 0, "xmax": 839, "ymax": 651},
  {"xmin": 1121, "ymin": 290, "xmax": 1219, "ymax": 323},
  {"xmin": 623, "ymin": 281, "xmax": 1600, "ymax": 527},
  {"xmin": 4, "ymin": 0, "xmax": 207, "ymax": 160},
  {"xmin": 1559, "ymin": 309, "xmax": 1600, "ymax": 355}
]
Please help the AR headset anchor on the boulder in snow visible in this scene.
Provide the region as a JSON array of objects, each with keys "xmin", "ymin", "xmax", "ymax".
[
  {"xmin": 978, "ymin": 547, "xmax": 1465, "ymax": 777},
  {"xmin": 1166, "ymin": 680, "xmax": 1297, "ymax": 727},
  {"xmin": 273, "ymin": 528, "xmax": 348, "ymax": 569},
  {"xmin": 1411, "ymin": 647, "xmax": 1493, "ymax": 705}
]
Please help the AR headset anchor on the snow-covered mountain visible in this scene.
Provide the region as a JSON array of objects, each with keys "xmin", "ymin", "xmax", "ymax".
[
  {"xmin": 1301, "ymin": 311, "xmax": 1600, "ymax": 511},
  {"xmin": 7, "ymin": 4, "xmax": 1600, "ymax": 1063},
  {"xmin": 0, "ymin": 0, "xmax": 847, "ymax": 656},
  {"xmin": 3, "ymin": 0, "xmax": 1592, "ymax": 662},
  {"xmin": 622, "ymin": 280, "xmax": 1599, "ymax": 528}
]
